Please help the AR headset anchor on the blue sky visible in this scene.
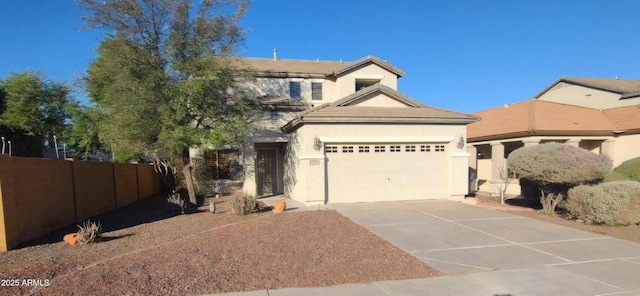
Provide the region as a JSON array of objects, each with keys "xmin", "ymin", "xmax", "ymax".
[{"xmin": 1, "ymin": 0, "xmax": 640, "ymax": 112}]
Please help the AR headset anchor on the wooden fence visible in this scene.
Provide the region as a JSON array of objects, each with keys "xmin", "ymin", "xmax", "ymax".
[{"xmin": 0, "ymin": 155, "xmax": 165, "ymax": 251}]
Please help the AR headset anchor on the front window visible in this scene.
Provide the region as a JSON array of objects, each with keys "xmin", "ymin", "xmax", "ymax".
[
  {"xmin": 355, "ymin": 79, "xmax": 379, "ymax": 91},
  {"xmin": 289, "ymin": 81, "xmax": 301, "ymax": 100},
  {"xmin": 204, "ymin": 149, "xmax": 236, "ymax": 179},
  {"xmin": 311, "ymin": 82, "xmax": 322, "ymax": 101}
]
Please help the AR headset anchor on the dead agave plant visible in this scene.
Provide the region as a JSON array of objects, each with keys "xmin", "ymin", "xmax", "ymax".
[
  {"xmin": 77, "ymin": 220, "xmax": 102, "ymax": 244},
  {"xmin": 167, "ymin": 192, "xmax": 187, "ymax": 214}
]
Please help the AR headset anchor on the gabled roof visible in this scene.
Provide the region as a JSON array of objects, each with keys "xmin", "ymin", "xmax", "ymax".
[
  {"xmin": 235, "ymin": 55, "xmax": 404, "ymax": 78},
  {"xmin": 534, "ymin": 76, "xmax": 640, "ymax": 98},
  {"xmin": 331, "ymin": 56, "xmax": 404, "ymax": 77},
  {"xmin": 467, "ymin": 100, "xmax": 640, "ymax": 142},
  {"xmin": 333, "ymin": 84, "xmax": 421, "ymax": 107},
  {"xmin": 281, "ymin": 85, "xmax": 478, "ymax": 133}
]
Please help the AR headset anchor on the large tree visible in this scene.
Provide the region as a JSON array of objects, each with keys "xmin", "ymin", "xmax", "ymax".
[
  {"xmin": 63, "ymin": 102, "xmax": 107, "ymax": 160},
  {"xmin": 0, "ymin": 71, "xmax": 73, "ymax": 157},
  {"xmin": 78, "ymin": 0, "xmax": 259, "ymax": 204}
]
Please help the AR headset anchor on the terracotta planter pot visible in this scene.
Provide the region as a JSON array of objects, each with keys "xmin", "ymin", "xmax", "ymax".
[
  {"xmin": 63, "ymin": 233, "xmax": 78, "ymax": 246},
  {"xmin": 273, "ymin": 200, "xmax": 287, "ymax": 213}
]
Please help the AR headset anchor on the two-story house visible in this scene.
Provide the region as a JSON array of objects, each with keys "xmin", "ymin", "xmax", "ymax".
[
  {"xmin": 192, "ymin": 55, "xmax": 478, "ymax": 205},
  {"xmin": 468, "ymin": 77, "xmax": 640, "ymax": 196}
]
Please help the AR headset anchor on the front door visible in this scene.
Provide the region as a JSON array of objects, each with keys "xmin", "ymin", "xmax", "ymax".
[{"xmin": 256, "ymin": 148, "xmax": 277, "ymax": 196}]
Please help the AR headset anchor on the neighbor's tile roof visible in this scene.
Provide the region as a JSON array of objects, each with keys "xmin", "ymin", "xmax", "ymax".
[
  {"xmin": 603, "ymin": 105, "xmax": 640, "ymax": 131},
  {"xmin": 236, "ymin": 56, "xmax": 404, "ymax": 77},
  {"xmin": 468, "ymin": 100, "xmax": 620, "ymax": 142},
  {"xmin": 535, "ymin": 77, "xmax": 640, "ymax": 98}
]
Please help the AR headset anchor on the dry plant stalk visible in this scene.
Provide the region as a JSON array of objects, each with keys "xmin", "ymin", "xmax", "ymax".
[{"xmin": 77, "ymin": 220, "xmax": 102, "ymax": 244}]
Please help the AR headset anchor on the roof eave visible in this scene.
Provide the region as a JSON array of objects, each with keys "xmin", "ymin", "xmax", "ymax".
[
  {"xmin": 534, "ymin": 78, "xmax": 625, "ymax": 99},
  {"xmin": 252, "ymin": 71, "xmax": 328, "ymax": 79},
  {"xmin": 331, "ymin": 58, "xmax": 404, "ymax": 78},
  {"xmin": 468, "ymin": 129, "xmax": 616, "ymax": 143}
]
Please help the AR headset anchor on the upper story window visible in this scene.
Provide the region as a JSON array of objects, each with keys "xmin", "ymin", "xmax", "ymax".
[
  {"xmin": 355, "ymin": 79, "xmax": 380, "ymax": 91},
  {"xmin": 289, "ymin": 81, "xmax": 301, "ymax": 100},
  {"xmin": 311, "ymin": 82, "xmax": 322, "ymax": 101}
]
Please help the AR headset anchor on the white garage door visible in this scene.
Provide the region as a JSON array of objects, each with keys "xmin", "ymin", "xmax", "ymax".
[{"xmin": 325, "ymin": 143, "xmax": 448, "ymax": 203}]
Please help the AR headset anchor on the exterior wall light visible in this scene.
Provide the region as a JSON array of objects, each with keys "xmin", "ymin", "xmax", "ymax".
[
  {"xmin": 457, "ymin": 135, "xmax": 466, "ymax": 149},
  {"xmin": 313, "ymin": 136, "xmax": 322, "ymax": 151}
]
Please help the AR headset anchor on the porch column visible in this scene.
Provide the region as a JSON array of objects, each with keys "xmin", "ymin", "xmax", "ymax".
[
  {"xmin": 467, "ymin": 145, "xmax": 477, "ymax": 174},
  {"xmin": 601, "ymin": 139, "xmax": 616, "ymax": 164},
  {"xmin": 522, "ymin": 138, "xmax": 540, "ymax": 147},
  {"xmin": 467, "ymin": 145, "xmax": 478, "ymax": 192},
  {"xmin": 566, "ymin": 138, "xmax": 581, "ymax": 147},
  {"xmin": 490, "ymin": 141, "xmax": 505, "ymax": 180}
]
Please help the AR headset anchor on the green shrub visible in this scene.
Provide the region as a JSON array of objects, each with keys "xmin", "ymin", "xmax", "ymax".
[
  {"xmin": 229, "ymin": 193, "xmax": 258, "ymax": 215},
  {"xmin": 603, "ymin": 171, "xmax": 631, "ymax": 183},
  {"xmin": 566, "ymin": 181, "xmax": 640, "ymax": 225},
  {"xmin": 614, "ymin": 157, "xmax": 640, "ymax": 182},
  {"xmin": 508, "ymin": 143, "xmax": 612, "ymax": 214}
]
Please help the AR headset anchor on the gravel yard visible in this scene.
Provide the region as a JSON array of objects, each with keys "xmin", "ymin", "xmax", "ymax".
[{"xmin": 1, "ymin": 195, "xmax": 440, "ymax": 295}]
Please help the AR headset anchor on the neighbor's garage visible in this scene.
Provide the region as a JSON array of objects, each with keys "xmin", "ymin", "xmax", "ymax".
[{"xmin": 325, "ymin": 143, "xmax": 448, "ymax": 203}]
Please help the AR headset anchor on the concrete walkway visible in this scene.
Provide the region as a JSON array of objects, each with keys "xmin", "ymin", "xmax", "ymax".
[{"xmin": 211, "ymin": 200, "xmax": 640, "ymax": 296}]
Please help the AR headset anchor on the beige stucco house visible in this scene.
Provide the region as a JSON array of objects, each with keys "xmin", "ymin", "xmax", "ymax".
[
  {"xmin": 468, "ymin": 77, "xmax": 640, "ymax": 196},
  {"xmin": 192, "ymin": 55, "xmax": 478, "ymax": 205}
]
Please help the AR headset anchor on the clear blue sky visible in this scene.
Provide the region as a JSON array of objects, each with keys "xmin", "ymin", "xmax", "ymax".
[{"xmin": 1, "ymin": 0, "xmax": 640, "ymax": 112}]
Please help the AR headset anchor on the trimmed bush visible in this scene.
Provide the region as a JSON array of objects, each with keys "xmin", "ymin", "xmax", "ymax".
[
  {"xmin": 613, "ymin": 157, "xmax": 640, "ymax": 182},
  {"xmin": 229, "ymin": 193, "xmax": 258, "ymax": 215},
  {"xmin": 566, "ymin": 181, "xmax": 640, "ymax": 226},
  {"xmin": 508, "ymin": 143, "xmax": 612, "ymax": 214},
  {"xmin": 603, "ymin": 171, "xmax": 631, "ymax": 183}
]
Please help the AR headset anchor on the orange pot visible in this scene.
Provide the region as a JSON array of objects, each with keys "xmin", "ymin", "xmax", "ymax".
[
  {"xmin": 63, "ymin": 233, "xmax": 78, "ymax": 245},
  {"xmin": 273, "ymin": 200, "xmax": 287, "ymax": 213}
]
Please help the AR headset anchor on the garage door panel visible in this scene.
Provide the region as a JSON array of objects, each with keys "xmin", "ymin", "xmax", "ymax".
[{"xmin": 326, "ymin": 143, "xmax": 448, "ymax": 203}]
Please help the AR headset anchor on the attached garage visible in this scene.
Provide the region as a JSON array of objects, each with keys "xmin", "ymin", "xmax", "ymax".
[
  {"xmin": 281, "ymin": 84, "xmax": 479, "ymax": 205},
  {"xmin": 325, "ymin": 143, "xmax": 448, "ymax": 203}
]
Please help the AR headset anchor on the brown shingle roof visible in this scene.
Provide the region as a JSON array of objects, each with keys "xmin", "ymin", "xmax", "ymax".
[
  {"xmin": 468, "ymin": 100, "xmax": 619, "ymax": 142},
  {"xmin": 238, "ymin": 58, "xmax": 346, "ymax": 76},
  {"xmin": 236, "ymin": 56, "xmax": 404, "ymax": 78},
  {"xmin": 534, "ymin": 77, "xmax": 640, "ymax": 98},
  {"xmin": 281, "ymin": 85, "xmax": 478, "ymax": 132},
  {"xmin": 603, "ymin": 105, "xmax": 640, "ymax": 131}
]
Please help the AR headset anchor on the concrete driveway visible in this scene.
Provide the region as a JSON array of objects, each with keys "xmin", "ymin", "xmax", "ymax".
[{"xmin": 213, "ymin": 200, "xmax": 640, "ymax": 296}]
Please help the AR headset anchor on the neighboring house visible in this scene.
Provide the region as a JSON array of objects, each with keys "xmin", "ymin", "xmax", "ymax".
[
  {"xmin": 191, "ymin": 55, "xmax": 478, "ymax": 205},
  {"xmin": 468, "ymin": 77, "xmax": 640, "ymax": 196}
]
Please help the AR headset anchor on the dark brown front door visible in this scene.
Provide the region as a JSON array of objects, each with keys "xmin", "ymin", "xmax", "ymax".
[{"xmin": 256, "ymin": 148, "xmax": 277, "ymax": 196}]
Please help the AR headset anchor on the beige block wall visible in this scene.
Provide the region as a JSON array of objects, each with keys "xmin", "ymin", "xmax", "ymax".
[
  {"xmin": 137, "ymin": 164, "xmax": 155, "ymax": 199},
  {"xmin": 0, "ymin": 157, "xmax": 162, "ymax": 252},
  {"xmin": 335, "ymin": 64, "xmax": 398, "ymax": 99},
  {"xmin": 74, "ymin": 161, "xmax": 116, "ymax": 221},
  {"xmin": 12, "ymin": 158, "xmax": 75, "ymax": 244},
  {"xmin": 288, "ymin": 123, "xmax": 468, "ymax": 205},
  {"xmin": 114, "ymin": 163, "xmax": 139, "ymax": 207},
  {"xmin": 537, "ymin": 84, "xmax": 640, "ymax": 109}
]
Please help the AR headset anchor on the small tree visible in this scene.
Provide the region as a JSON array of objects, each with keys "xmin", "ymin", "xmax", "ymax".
[
  {"xmin": 489, "ymin": 163, "xmax": 510, "ymax": 204},
  {"xmin": 508, "ymin": 143, "xmax": 612, "ymax": 214}
]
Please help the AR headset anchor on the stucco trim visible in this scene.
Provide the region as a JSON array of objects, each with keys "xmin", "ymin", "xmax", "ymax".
[{"xmin": 298, "ymin": 155, "xmax": 326, "ymax": 160}]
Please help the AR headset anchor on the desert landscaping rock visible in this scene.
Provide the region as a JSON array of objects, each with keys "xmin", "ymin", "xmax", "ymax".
[{"xmin": 0, "ymin": 198, "xmax": 440, "ymax": 296}]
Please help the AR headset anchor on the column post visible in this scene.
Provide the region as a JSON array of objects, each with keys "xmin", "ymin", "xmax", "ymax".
[{"xmin": 490, "ymin": 141, "xmax": 505, "ymax": 180}]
